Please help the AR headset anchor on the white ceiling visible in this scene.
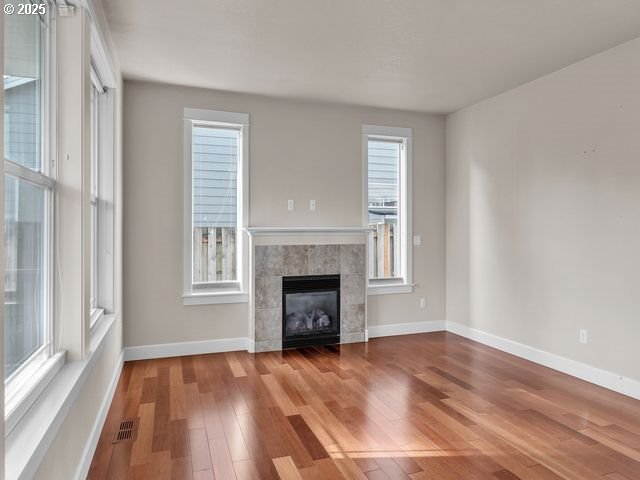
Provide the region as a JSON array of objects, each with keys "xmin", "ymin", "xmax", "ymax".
[{"xmin": 102, "ymin": 0, "xmax": 640, "ymax": 113}]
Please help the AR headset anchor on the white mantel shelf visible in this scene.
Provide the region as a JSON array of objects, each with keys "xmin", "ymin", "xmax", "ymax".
[{"xmin": 244, "ymin": 226, "xmax": 371, "ymax": 236}]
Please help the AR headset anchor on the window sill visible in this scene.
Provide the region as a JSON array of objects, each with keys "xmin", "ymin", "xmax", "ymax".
[
  {"xmin": 5, "ymin": 313, "xmax": 119, "ymax": 480},
  {"xmin": 183, "ymin": 291, "xmax": 249, "ymax": 306},
  {"xmin": 367, "ymin": 283, "xmax": 414, "ymax": 295},
  {"xmin": 5, "ymin": 350, "xmax": 66, "ymax": 436},
  {"xmin": 89, "ymin": 307, "xmax": 105, "ymax": 333}
]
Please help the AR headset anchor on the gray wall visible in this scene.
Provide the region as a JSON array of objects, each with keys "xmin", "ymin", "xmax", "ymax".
[
  {"xmin": 123, "ymin": 80, "xmax": 446, "ymax": 347},
  {"xmin": 446, "ymin": 37, "xmax": 640, "ymax": 382}
]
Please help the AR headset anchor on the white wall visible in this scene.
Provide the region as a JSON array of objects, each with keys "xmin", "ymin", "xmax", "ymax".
[
  {"xmin": 21, "ymin": 1, "xmax": 124, "ymax": 478},
  {"xmin": 33, "ymin": 319, "xmax": 123, "ymax": 480},
  {"xmin": 123, "ymin": 80, "xmax": 446, "ymax": 348},
  {"xmin": 447, "ymin": 37, "xmax": 640, "ymax": 382}
]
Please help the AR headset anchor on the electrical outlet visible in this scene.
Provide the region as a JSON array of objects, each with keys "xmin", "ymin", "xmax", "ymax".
[
  {"xmin": 413, "ymin": 235, "xmax": 422, "ymax": 246},
  {"xmin": 310, "ymin": 200, "xmax": 317, "ymax": 211},
  {"xmin": 288, "ymin": 199, "xmax": 295, "ymax": 211},
  {"xmin": 420, "ymin": 297, "xmax": 426, "ymax": 308},
  {"xmin": 579, "ymin": 329, "xmax": 588, "ymax": 344}
]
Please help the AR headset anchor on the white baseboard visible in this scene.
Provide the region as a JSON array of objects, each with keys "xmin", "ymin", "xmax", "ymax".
[
  {"xmin": 75, "ymin": 350, "xmax": 124, "ymax": 480},
  {"xmin": 368, "ymin": 320, "xmax": 446, "ymax": 339},
  {"xmin": 446, "ymin": 321, "xmax": 640, "ymax": 401},
  {"xmin": 121, "ymin": 322, "xmax": 639, "ymax": 402},
  {"xmin": 124, "ymin": 337, "xmax": 251, "ymax": 361}
]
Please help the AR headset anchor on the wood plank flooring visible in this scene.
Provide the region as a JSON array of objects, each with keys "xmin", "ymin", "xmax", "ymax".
[{"xmin": 88, "ymin": 332, "xmax": 640, "ymax": 479}]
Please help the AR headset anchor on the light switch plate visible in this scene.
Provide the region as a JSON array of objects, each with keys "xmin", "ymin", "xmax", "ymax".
[
  {"xmin": 288, "ymin": 199, "xmax": 294, "ymax": 211},
  {"xmin": 310, "ymin": 200, "xmax": 317, "ymax": 211}
]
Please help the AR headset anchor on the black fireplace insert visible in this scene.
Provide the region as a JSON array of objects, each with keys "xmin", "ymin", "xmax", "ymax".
[{"xmin": 282, "ymin": 274, "xmax": 340, "ymax": 349}]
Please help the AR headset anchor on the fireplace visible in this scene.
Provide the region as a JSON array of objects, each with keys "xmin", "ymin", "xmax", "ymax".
[{"xmin": 282, "ymin": 274, "xmax": 340, "ymax": 349}]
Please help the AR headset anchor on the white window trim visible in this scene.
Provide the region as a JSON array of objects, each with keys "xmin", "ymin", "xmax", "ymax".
[
  {"xmin": 5, "ymin": 312, "xmax": 119, "ymax": 480},
  {"xmin": 90, "ymin": 307, "xmax": 105, "ymax": 331},
  {"xmin": 4, "ymin": 350, "xmax": 65, "ymax": 435},
  {"xmin": 4, "ymin": 1, "xmax": 60, "ymax": 432},
  {"xmin": 6, "ymin": 2, "xmax": 123, "ymax": 475},
  {"xmin": 362, "ymin": 124, "xmax": 413, "ymax": 295},
  {"xmin": 89, "ymin": 17, "xmax": 118, "ymax": 334},
  {"xmin": 183, "ymin": 108, "xmax": 250, "ymax": 305},
  {"xmin": 89, "ymin": 73, "xmax": 100, "ymax": 318}
]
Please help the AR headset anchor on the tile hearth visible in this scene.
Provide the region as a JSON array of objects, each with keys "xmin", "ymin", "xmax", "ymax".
[{"xmin": 253, "ymin": 244, "xmax": 366, "ymax": 352}]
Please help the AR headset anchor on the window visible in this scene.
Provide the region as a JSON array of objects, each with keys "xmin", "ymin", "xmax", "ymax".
[
  {"xmin": 88, "ymin": 38, "xmax": 118, "ymax": 332},
  {"xmin": 183, "ymin": 109, "xmax": 249, "ymax": 304},
  {"xmin": 89, "ymin": 64, "xmax": 109, "ymax": 326},
  {"xmin": 363, "ymin": 125, "xmax": 412, "ymax": 294},
  {"xmin": 90, "ymin": 73, "xmax": 99, "ymax": 316},
  {"xmin": 4, "ymin": 0, "xmax": 59, "ymax": 408}
]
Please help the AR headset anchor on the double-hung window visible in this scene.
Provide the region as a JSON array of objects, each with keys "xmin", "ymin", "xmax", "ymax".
[
  {"xmin": 88, "ymin": 53, "xmax": 116, "ymax": 329},
  {"xmin": 89, "ymin": 64, "xmax": 104, "ymax": 326},
  {"xmin": 363, "ymin": 125, "xmax": 413, "ymax": 294},
  {"xmin": 4, "ymin": 0, "xmax": 61, "ymax": 427},
  {"xmin": 183, "ymin": 109, "xmax": 249, "ymax": 305}
]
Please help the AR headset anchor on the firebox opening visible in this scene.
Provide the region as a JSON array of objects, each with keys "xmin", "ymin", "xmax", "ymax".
[{"xmin": 282, "ymin": 274, "xmax": 340, "ymax": 349}]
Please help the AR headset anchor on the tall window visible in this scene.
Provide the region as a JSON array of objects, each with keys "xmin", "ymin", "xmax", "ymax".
[
  {"xmin": 364, "ymin": 125, "xmax": 412, "ymax": 291},
  {"xmin": 4, "ymin": 2, "xmax": 54, "ymax": 380},
  {"xmin": 88, "ymin": 60, "xmax": 115, "ymax": 327},
  {"xmin": 90, "ymin": 68, "xmax": 101, "ymax": 322},
  {"xmin": 184, "ymin": 109, "xmax": 248, "ymax": 300}
]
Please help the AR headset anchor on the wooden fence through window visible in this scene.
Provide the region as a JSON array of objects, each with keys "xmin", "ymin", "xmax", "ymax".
[
  {"xmin": 193, "ymin": 227, "xmax": 236, "ymax": 282},
  {"xmin": 368, "ymin": 223, "xmax": 397, "ymax": 279}
]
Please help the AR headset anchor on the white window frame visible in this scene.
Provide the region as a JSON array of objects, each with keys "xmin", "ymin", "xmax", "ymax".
[
  {"xmin": 362, "ymin": 125, "xmax": 413, "ymax": 295},
  {"xmin": 183, "ymin": 108, "xmax": 249, "ymax": 305},
  {"xmin": 89, "ymin": 66, "xmax": 101, "ymax": 324},
  {"xmin": 4, "ymin": 1, "xmax": 65, "ymax": 435},
  {"xmin": 88, "ymin": 19, "xmax": 117, "ymax": 334}
]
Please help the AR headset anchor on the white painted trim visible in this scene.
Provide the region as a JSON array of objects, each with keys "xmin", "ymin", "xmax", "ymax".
[
  {"xmin": 182, "ymin": 292, "xmax": 249, "ymax": 306},
  {"xmin": 362, "ymin": 124, "xmax": 413, "ymax": 138},
  {"xmin": 4, "ymin": 350, "xmax": 66, "ymax": 436},
  {"xmin": 74, "ymin": 350, "xmax": 123, "ymax": 480},
  {"xmin": 184, "ymin": 108, "xmax": 249, "ymax": 125},
  {"xmin": 183, "ymin": 109, "xmax": 250, "ymax": 300},
  {"xmin": 367, "ymin": 283, "xmax": 414, "ymax": 296},
  {"xmin": 124, "ymin": 337, "xmax": 251, "ymax": 361},
  {"xmin": 244, "ymin": 226, "xmax": 371, "ymax": 236},
  {"xmin": 362, "ymin": 124, "xmax": 413, "ymax": 290},
  {"xmin": 6, "ymin": 314, "xmax": 118, "ymax": 480},
  {"xmin": 446, "ymin": 321, "xmax": 640, "ymax": 401},
  {"xmin": 183, "ymin": 119, "xmax": 193, "ymax": 296},
  {"xmin": 4, "ymin": 159, "xmax": 56, "ymax": 189},
  {"xmin": 368, "ymin": 320, "xmax": 445, "ymax": 338},
  {"xmin": 89, "ymin": 307, "xmax": 105, "ymax": 332},
  {"xmin": 87, "ymin": 7, "xmax": 117, "ymax": 88}
]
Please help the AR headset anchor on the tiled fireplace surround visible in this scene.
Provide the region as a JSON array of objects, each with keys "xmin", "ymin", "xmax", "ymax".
[{"xmin": 252, "ymin": 242, "xmax": 367, "ymax": 352}]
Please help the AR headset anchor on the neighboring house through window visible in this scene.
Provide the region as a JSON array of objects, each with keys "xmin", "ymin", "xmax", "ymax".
[{"xmin": 363, "ymin": 125, "xmax": 413, "ymax": 294}]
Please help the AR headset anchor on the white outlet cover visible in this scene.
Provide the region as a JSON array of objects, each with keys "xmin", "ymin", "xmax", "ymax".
[
  {"xmin": 310, "ymin": 200, "xmax": 317, "ymax": 211},
  {"xmin": 288, "ymin": 199, "xmax": 294, "ymax": 211},
  {"xmin": 413, "ymin": 235, "xmax": 422, "ymax": 246},
  {"xmin": 420, "ymin": 297, "xmax": 426, "ymax": 308},
  {"xmin": 579, "ymin": 329, "xmax": 588, "ymax": 344}
]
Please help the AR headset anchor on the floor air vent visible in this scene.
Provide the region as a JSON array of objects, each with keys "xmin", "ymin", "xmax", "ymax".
[{"xmin": 113, "ymin": 418, "xmax": 138, "ymax": 443}]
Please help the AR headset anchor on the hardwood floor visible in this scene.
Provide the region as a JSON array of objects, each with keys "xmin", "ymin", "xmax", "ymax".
[{"xmin": 88, "ymin": 332, "xmax": 640, "ymax": 479}]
